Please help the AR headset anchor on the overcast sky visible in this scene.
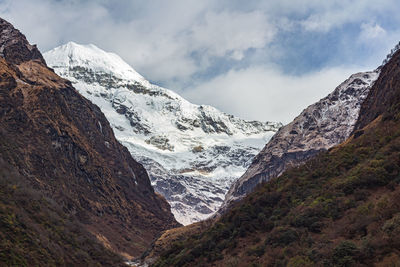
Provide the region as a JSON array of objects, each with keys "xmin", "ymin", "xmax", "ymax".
[{"xmin": 2, "ymin": 0, "xmax": 400, "ymax": 123}]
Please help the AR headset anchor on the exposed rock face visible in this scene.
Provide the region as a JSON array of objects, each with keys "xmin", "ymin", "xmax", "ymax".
[
  {"xmin": 355, "ymin": 42, "xmax": 400, "ymax": 131},
  {"xmin": 43, "ymin": 42, "xmax": 282, "ymax": 225},
  {"xmin": 221, "ymin": 70, "xmax": 379, "ymax": 211},
  {"xmin": 0, "ymin": 18, "xmax": 45, "ymax": 64},
  {"xmin": 0, "ymin": 18, "xmax": 178, "ymax": 260}
]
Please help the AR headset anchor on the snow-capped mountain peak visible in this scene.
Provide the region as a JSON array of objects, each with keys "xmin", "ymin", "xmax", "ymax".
[
  {"xmin": 44, "ymin": 43, "xmax": 281, "ymax": 225},
  {"xmin": 46, "ymin": 41, "xmax": 149, "ymax": 85}
]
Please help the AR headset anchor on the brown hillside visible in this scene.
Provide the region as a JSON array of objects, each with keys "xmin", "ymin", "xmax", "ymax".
[{"xmin": 0, "ymin": 17, "xmax": 179, "ymax": 264}]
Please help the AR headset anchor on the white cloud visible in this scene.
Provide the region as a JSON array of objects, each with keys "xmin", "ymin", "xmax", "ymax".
[
  {"xmin": 190, "ymin": 11, "xmax": 276, "ymax": 60},
  {"xmin": 1, "ymin": 0, "xmax": 399, "ymax": 123},
  {"xmin": 300, "ymin": 14, "xmax": 339, "ymax": 33},
  {"xmin": 182, "ymin": 65, "xmax": 360, "ymax": 124},
  {"xmin": 0, "ymin": 0, "xmax": 277, "ymax": 83},
  {"xmin": 299, "ymin": 0, "xmax": 397, "ymax": 32},
  {"xmin": 360, "ymin": 22, "xmax": 386, "ymax": 40}
]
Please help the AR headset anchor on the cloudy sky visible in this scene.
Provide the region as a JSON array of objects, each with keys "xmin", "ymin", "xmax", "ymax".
[{"xmin": 2, "ymin": 0, "xmax": 400, "ymax": 123}]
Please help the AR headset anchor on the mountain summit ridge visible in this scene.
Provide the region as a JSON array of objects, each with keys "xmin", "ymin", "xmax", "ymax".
[
  {"xmin": 47, "ymin": 41, "xmax": 150, "ymax": 86},
  {"xmin": 0, "ymin": 18, "xmax": 45, "ymax": 64},
  {"xmin": 44, "ymin": 42, "xmax": 282, "ymax": 224}
]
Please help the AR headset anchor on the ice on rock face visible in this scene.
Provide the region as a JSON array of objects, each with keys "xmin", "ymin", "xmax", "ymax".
[{"xmin": 44, "ymin": 42, "xmax": 281, "ymax": 225}]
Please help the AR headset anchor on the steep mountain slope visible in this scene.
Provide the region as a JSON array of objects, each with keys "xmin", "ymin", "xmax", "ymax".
[
  {"xmin": 152, "ymin": 47, "xmax": 400, "ymax": 267},
  {"xmin": 221, "ymin": 68, "xmax": 379, "ymax": 211},
  {"xmin": 0, "ymin": 159, "xmax": 124, "ymax": 266},
  {"xmin": 43, "ymin": 42, "xmax": 281, "ymax": 224},
  {"xmin": 355, "ymin": 42, "xmax": 400, "ymax": 131},
  {"xmin": 0, "ymin": 17, "xmax": 178, "ymax": 264}
]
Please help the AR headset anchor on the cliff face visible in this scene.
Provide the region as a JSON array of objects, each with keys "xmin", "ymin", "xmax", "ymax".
[
  {"xmin": 355, "ymin": 48, "xmax": 400, "ymax": 131},
  {"xmin": 221, "ymin": 70, "xmax": 378, "ymax": 210},
  {"xmin": 0, "ymin": 17, "xmax": 178, "ymax": 261}
]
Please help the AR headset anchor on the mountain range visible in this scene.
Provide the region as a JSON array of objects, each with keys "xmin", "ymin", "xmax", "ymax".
[
  {"xmin": 1, "ymin": 15, "xmax": 400, "ymax": 267},
  {"xmin": 43, "ymin": 42, "xmax": 281, "ymax": 224}
]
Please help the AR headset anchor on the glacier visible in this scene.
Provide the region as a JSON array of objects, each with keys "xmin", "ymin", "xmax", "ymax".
[{"xmin": 44, "ymin": 42, "xmax": 281, "ymax": 225}]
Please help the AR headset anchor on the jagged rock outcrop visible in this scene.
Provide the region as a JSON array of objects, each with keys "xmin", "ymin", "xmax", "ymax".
[
  {"xmin": 0, "ymin": 17, "xmax": 178, "ymax": 262},
  {"xmin": 0, "ymin": 18, "xmax": 45, "ymax": 64},
  {"xmin": 43, "ymin": 42, "xmax": 282, "ymax": 224},
  {"xmin": 221, "ymin": 69, "xmax": 379, "ymax": 211}
]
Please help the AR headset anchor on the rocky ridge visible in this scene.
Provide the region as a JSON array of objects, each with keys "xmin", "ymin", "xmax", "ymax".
[
  {"xmin": 221, "ymin": 68, "xmax": 379, "ymax": 211},
  {"xmin": 0, "ymin": 18, "xmax": 45, "ymax": 65},
  {"xmin": 44, "ymin": 42, "xmax": 281, "ymax": 224}
]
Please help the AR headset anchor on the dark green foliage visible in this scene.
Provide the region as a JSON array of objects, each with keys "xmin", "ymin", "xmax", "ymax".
[
  {"xmin": 331, "ymin": 241, "xmax": 359, "ymax": 266},
  {"xmin": 0, "ymin": 160, "xmax": 123, "ymax": 267},
  {"xmin": 266, "ymin": 227, "xmax": 299, "ymax": 247},
  {"xmin": 246, "ymin": 244, "xmax": 266, "ymax": 257}
]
